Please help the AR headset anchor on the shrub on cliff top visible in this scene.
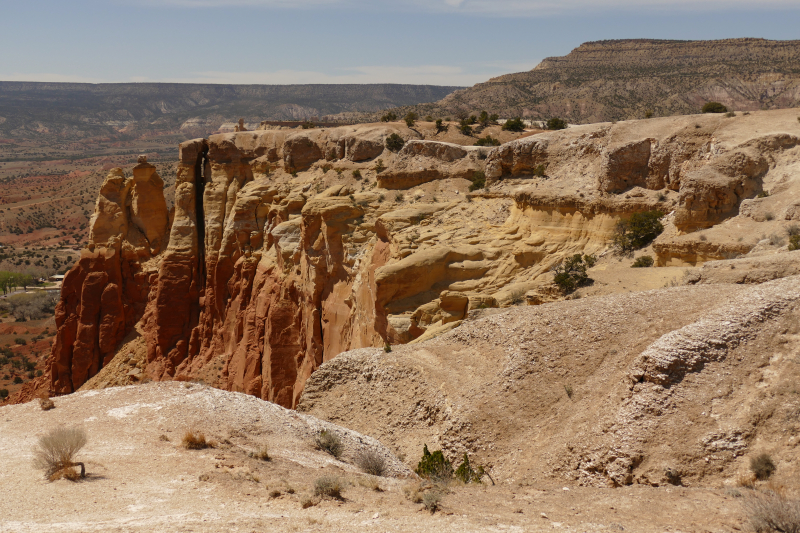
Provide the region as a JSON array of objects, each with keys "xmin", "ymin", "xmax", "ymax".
[
  {"xmin": 702, "ymin": 101, "xmax": 728, "ymax": 114},
  {"xmin": 475, "ymin": 135, "xmax": 500, "ymax": 147},
  {"xmin": 380, "ymin": 112, "xmax": 397, "ymax": 122},
  {"xmin": 385, "ymin": 133, "xmax": 405, "ymax": 152},
  {"xmin": 613, "ymin": 211, "xmax": 664, "ymax": 253},
  {"xmin": 546, "ymin": 117, "xmax": 568, "ymax": 130},
  {"xmin": 502, "ymin": 117, "xmax": 526, "ymax": 132}
]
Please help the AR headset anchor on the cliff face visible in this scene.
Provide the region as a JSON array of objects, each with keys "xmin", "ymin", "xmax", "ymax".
[
  {"xmin": 388, "ymin": 38, "xmax": 800, "ymax": 123},
  {"xmin": 41, "ymin": 109, "xmax": 800, "ymax": 407}
]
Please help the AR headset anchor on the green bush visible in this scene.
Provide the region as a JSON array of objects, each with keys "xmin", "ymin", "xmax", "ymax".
[
  {"xmin": 14, "ymin": 337, "xmax": 26, "ymax": 345},
  {"xmin": 383, "ymin": 342, "xmax": 392, "ymax": 353},
  {"xmin": 546, "ymin": 117, "xmax": 568, "ymax": 130},
  {"xmin": 301, "ymin": 121, "xmax": 315, "ymax": 129},
  {"xmin": 632, "ymin": 255, "xmax": 654, "ymax": 268},
  {"xmin": 613, "ymin": 211, "xmax": 664, "ymax": 253},
  {"xmin": 645, "ymin": 109, "xmax": 654, "ymax": 119},
  {"xmin": 475, "ymin": 135, "xmax": 500, "ymax": 147},
  {"xmin": 0, "ymin": 389, "xmax": 7, "ymax": 399},
  {"xmin": 352, "ymin": 169, "xmax": 362, "ymax": 180},
  {"xmin": 355, "ymin": 448, "xmax": 387, "ymax": 477},
  {"xmin": 13, "ymin": 376, "xmax": 23, "ymax": 384},
  {"xmin": 502, "ymin": 117, "xmax": 526, "ymax": 132},
  {"xmin": 702, "ymin": 101, "xmax": 728, "ymax": 113},
  {"xmin": 454, "ymin": 454, "xmax": 484, "ymax": 484},
  {"xmin": 404, "ymin": 112, "xmax": 418, "ymax": 127},
  {"xmin": 415, "ymin": 445, "xmax": 453, "ymax": 480},
  {"xmin": 750, "ymin": 453, "xmax": 776, "ymax": 480},
  {"xmin": 789, "ymin": 235, "xmax": 800, "ymax": 251},
  {"xmin": 435, "ymin": 119, "xmax": 448, "ymax": 133},
  {"xmin": 552, "ymin": 254, "xmax": 595, "ymax": 294},
  {"xmin": 385, "ymin": 133, "xmax": 405, "ymax": 152},
  {"xmin": 478, "ymin": 110, "xmax": 490, "ymax": 127},
  {"xmin": 469, "ymin": 171, "xmax": 486, "ymax": 192},
  {"xmin": 532, "ymin": 165, "xmax": 546, "ymax": 177},
  {"xmin": 381, "ymin": 112, "xmax": 397, "ymax": 122},
  {"xmin": 374, "ymin": 159, "xmax": 386, "ymax": 173},
  {"xmin": 459, "ymin": 120, "xmax": 473, "ymax": 136},
  {"xmin": 423, "ymin": 490, "xmax": 443, "ymax": 513},
  {"xmin": 314, "ymin": 476, "xmax": 344, "ymax": 499}
]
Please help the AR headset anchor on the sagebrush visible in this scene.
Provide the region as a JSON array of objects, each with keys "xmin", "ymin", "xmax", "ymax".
[{"xmin": 33, "ymin": 426, "xmax": 87, "ymax": 481}]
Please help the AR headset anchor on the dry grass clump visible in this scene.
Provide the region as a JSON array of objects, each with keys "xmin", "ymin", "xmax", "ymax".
[
  {"xmin": 249, "ymin": 446, "xmax": 271, "ymax": 461},
  {"xmin": 182, "ymin": 429, "xmax": 212, "ymax": 450},
  {"xmin": 423, "ymin": 490, "xmax": 444, "ymax": 513},
  {"xmin": 744, "ymin": 490, "xmax": 800, "ymax": 533},
  {"xmin": 300, "ymin": 495, "xmax": 318, "ymax": 509},
  {"xmin": 315, "ymin": 430, "xmax": 343, "ymax": 459},
  {"xmin": 33, "ymin": 426, "xmax": 87, "ymax": 481},
  {"xmin": 355, "ymin": 448, "xmax": 387, "ymax": 477},
  {"xmin": 314, "ymin": 476, "xmax": 344, "ymax": 500},
  {"xmin": 357, "ymin": 475, "xmax": 384, "ymax": 492},
  {"xmin": 751, "ymin": 453, "xmax": 776, "ymax": 480},
  {"xmin": 39, "ymin": 396, "xmax": 55, "ymax": 411}
]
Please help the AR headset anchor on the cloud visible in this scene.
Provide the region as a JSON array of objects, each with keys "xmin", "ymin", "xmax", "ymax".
[{"xmin": 138, "ymin": 0, "xmax": 800, "ymax": 13}]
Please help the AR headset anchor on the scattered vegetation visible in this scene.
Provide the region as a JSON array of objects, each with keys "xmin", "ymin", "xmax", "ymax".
[
  {"xmin": 249, "ymin": 446, "xmax": 271, "ymax": 461},
  {"xmin": 552, "ymin": 254, "xmax": 596, "ymax": 294},
  {"xmin": 750, "ymin": 453, "xmax": 776, "ymax": 480},
  {"xmin": 757, "ymin": 190, "xmax": 770, "ymax": 198},
  {"xmin": 301, "ymin": 121, "xmax": 315, "ymax": 129},
  {"xmin": 532, "ymin": 164, "xmax": 546, "ymax": 177},
  {"xmin": 502, "ymin": 117, "xmax": 526, "ymax": 132},
  {"xmin": 744, "ymin": 490, "xmax": 800, "ymax": 533},
  {"xmin": 454, "ymin": 453, "xmax": 485, "ymax": 484},
  {"xmin": 459, "ymin": 119, "xmax": 473, "ymax": 136},
  {"xmin": 315, "ymin": 430, "xmax": 343, "ymax": 459},
  {"xmin": 435, "ymin": 119, "xmax": 448, "ymax": 133},
  {"xmin": 415, "ymin": 445, "xmax": 453, "ymax": 481},
  {"xmin": 355, "ymin": 448, "xmax": 388, "ymax": 477},
  {"xmin": 394, "ymin": 192, "xmax": 404, "ymax": 202},
  {"xmin": 404, "ymin": 112, "xmax": 418, "ymax": 128},
  {"xmin": 632, "ymin": 255, "xmax": 655, "ymax": 268},
  {"xmin": 352, "ymin": 169, "xmax": 362, "ymax": 180},
  {"xmin": 475, "ymin": 135, "xmax": 500, "ymax": 147},
  {"xmin": 380, "ymin": 112, "xmax": 397, "ymax": 122},
  {"xmin": 725, "ymin": 111, "xmax": 736, "ymax": 118},
  {"xmin": 789, "ymin": 235, "xmax": 800, "ymax": 251},
  {"xmin": 645, "ymin": 109, "xmax": 654, "ymax": 119},
  {"xmin": 423, "ymin": 490, "xmax": 443, "ymax": 513},
  {"xmin": 469, "ymin": 171, "xmax": 486, "ymax": 192},
  {"xmin": 385, "ymin": 133, "xmax": 405, "ymax": 152},
  {"xmin": 33, "ymin": 426, "xmax": 87, "ymax": 481},
  {"xmin": 613, "ymin": 211, "xmax": 664, "ymax": 253},
  {"xmin": 373, "ymin": 159, "xmax": 386, "ymax": 173},
  {"xmin": 182, "ymin": 429, "xmax": 211, "ymax": 450},
  {"xmin": 545, "ymin": 117, "xmax": 568, "ymax": 130},
  {"xmin": 314, "ymin": 476, "xmax": 344, "ymax": 499},
  {"xmin": 702, "ymin": 101, "xmax": 728, "ymax": 113}
]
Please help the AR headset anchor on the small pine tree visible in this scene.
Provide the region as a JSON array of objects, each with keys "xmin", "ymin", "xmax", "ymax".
[{"xmin": 502, "ymin": 117, "xmax": 526, "ymax": 132}]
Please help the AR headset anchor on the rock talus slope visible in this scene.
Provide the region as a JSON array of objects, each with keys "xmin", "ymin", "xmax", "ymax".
[{"xmin": 33, "ymin": 109, "xmax": 800, "ymax": 412}]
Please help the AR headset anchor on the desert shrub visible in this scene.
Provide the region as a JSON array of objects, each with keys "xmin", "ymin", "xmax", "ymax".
[
  {"xmin": 744, "ymin": 491, "xmax": 800, "ymax": 533},
  {"xmin": 373, "ymin": 159, "xmax": 386, "ymax": 173},
  {"xmin": 314, "ymin": 476, "xmax": 344, "ymax": 499},
  {"xmin": 645, "ymin": 109, "xmax": 654, "ymax": 119},
  {"xmin": 39, "ymin": 397, "xmax": 55, "ymax": 411},
  {"xmin": 702, "ymin": 101, "xmax": 728, "ymax": 113},
  {"xmin": 750, "ymin": 453, "xmax": 776, "ymax": 480},
  {"xmin": 459, "ymin": 120, "xmax": 473, "ymax": 136},
  {"xmin": 532, "ymin": 165, "xmax": 546, "ymax": 177},
  {"xmin": 385, "ymin": 133, "xmax": 405, "ymax": 152},
  {"xmin": 454, "ymin": 454, "xmax": 484, "ymax": 484},
  {"xmin": 787, "ymin": 224, "xmax": 800, "ymax": 236},
  {"xmin": 316, "ymin": 430, "xmax": 343, "ymax": 459},
  {"xmin": 765, "ymin": 212, "xmax": 775, "ymax": 221},
  {"xmin": 352, "ymin": 169, "xmax": 362, "ymax": 180},
  {"xmin": 15, "ymin": 337, "xmax": 26, "ymax": 345},
  {"xmin": 613, "ymin": 211, "xmax": 664, "ymax": 253},
  {"xmin": 423, "ymin": 490, "xmax": 443, "ymax": 513},
  {"xmin": 415, "ymin": 445, "xmax": 453, "ymax": 481},
  {"xmin": 0, "ymin": 389, "xmax": 7, "ymax": 399},
  {"xmin": 383, "ymin": 342, "xmax": 392, "ymax": 353},
  {"xmin": 632, "ymin": 255, "xmax": 654, "ymax": 268},
  {"xmin": 33, "ymin": 426, "xmax": 87, "ymax": 480},
  {"xmin": 564, "ymin": 384, "xmax": 574, "ymax": 399},
  {"xmin": 380, "ymin": 112, "xmax": 397, "ymax": 122},
  {"xmin": 469, "ymin": 171, "xmax": 486, "ymax": 192},
  {"xmin": 546, "ymin": 117, "xmax": 568, "ymax": 130},
  {"xmin": 404, "ymin": 112, "xmax": 418, "ymax": 127},
  {"xmin": 13, "ymin": 376, "xmax": 23, "ymax": 384},
  {"xmin": 435, "ymin": 119, "xmax": 448, "ymax": 133},
  {"xmin": 657, "ymin": 192, "xmax": 667, "ymax": 202},
  {"xmin": 249, "ymin": 446, "xmax": 270, "ymax": 461},
  {"xmin": 475, "ymin": 135, "xmax": 500, "ymax": 147},
  {"xmin": 182, "ymin": 430, "xmax": 211, "ymax": 450},
  {"xmin": 502, "ymin": 117, "xmax": 526, "ymax": 132},
  {"xmin": 789, "ymin": 235, "xmax": 800, "ymax": 251},
  {"xmin": 301, "ymin": 121, "xmax": 315, "ymax": 129},
  {"xmin": 355, "ymin": 448, "xmax": 388, "ymax": 476},
  {"xmin": 552, "ymin": 254, "xmax": 595, "ymax": 294},
  {"xmin": 300, "ymin": 495, "xmax": 317, "ymax": 508},
  {"xmin": 725, "ymin": 111, "xmax": 736, "ymax": 118},
  {"xmin": 394, "ymin": 192, "xmax": 404, "ymax": 202}
]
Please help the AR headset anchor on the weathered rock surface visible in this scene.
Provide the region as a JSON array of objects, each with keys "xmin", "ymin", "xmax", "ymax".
[{"xmin": 44, "ymin": 110, "xmax": 800, "ymax": 410}]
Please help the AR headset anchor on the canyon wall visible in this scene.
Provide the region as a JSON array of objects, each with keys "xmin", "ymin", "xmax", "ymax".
[{"xmin": 43, "ymin": 110, "xmax": 800, "ymax": 406}]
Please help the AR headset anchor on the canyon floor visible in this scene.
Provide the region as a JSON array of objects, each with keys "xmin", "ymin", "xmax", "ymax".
[{"xmin": 0, "ymin": 382, "xmax": 751, "ymax": 533}]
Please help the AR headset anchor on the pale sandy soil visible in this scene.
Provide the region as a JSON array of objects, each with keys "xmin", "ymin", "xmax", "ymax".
[{"xmin": 0, "ymin": 382, "xmax": 751, "ymax": 532}]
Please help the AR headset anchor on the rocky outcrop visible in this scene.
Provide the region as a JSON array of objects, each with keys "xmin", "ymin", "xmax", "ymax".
[
  {"xmin": 46, "ymin": 111, "xmax": 800, "ymax": 407},
  {"xmin": 378, "ymin": 140, "xmax": 484, "ymax": 189}
]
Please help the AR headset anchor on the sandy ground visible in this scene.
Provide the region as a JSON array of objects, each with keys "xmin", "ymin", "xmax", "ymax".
[{"xmin": 0, "ymin": 382, "xmax": 753, "ymax": 532}]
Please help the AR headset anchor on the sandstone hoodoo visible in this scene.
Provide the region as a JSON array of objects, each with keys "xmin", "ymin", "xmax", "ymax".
[{"xmin": 39, "ymin": 108, "xmax": 800, "ymax": 411}]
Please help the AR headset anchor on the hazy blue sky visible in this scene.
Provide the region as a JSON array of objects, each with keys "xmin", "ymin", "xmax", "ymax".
[{"xmin": 2, "ymin": 0, "xmax": 798, "ymax": 86}]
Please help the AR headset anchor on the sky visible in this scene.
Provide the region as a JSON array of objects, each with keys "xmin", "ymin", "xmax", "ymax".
[{"xmin": 1, "ymin": 0, "xmax": 798, "ymax": 87}]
